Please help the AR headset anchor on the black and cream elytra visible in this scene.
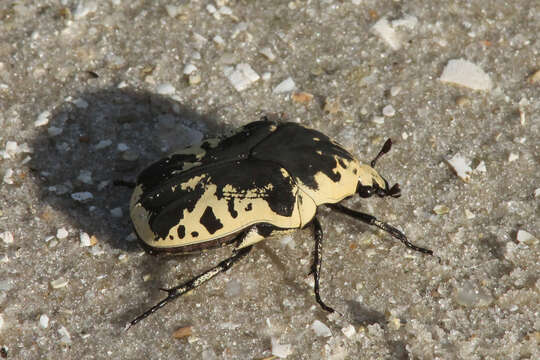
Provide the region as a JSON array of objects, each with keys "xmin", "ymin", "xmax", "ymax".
[{"xmin": 126, "ymin": 118, "xmax": 433, "ymax": 329}]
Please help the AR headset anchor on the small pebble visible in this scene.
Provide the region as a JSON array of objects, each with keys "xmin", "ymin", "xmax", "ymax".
[
  {"xmin": 311, "ymin": 320, "xmax": 332, "ymax": 337},
  {"xmin": 73, "ymin": 1, "xmax": 97, "ymax": 20},
  {"xmin": 259, "ymin": 47, "xmax": 276, "ymax": 61},
  {"xmin": 440, "ymin": 59, "xmax": 492, "ymax": 91},
  {"xmin": 213, "ymin": 35, "xmax": 225, "ymax": 45},
  {"xmin": 71, "ymin": 191, "xmax": 94, "ymax": 202},
  {"xmin": 456, "ymin": 96, "xmax": 471, "ymax": 107},
  {"xmin": 271, "ymin": 338, "xmax": 293, "ymax": 358},
  {"xmin": 372, "ymin": 116, "xmax": 385, "ymax": 125},
  {"xmin": 183, "ymin": 64, "xmax": 197, "ymax": 75},
  {"xmin": 516, "ymin": 230, "xmax": 537, "ymax": 245},
  {"xmin": 95, "ymin": 139, "xmax": 112, "ymax": 149},
  {"xmin": 2, "ymin": 169, "xmax": 13, "ymax": 184},
  {"xmin": 382, "ymin": 105, "xmax": 396, "ymax": 117},
  {"xmin": 56, "ymin": 227, "xmax": 69, "ymax": 239},
  {"xmin": 223, "ymin": 63, "xmax": 260, "ymax": 92},
  {"xmin": 47, "ymin": 126, "xmax": 63, "ymax": 137},
  {"xmin": 35, "ymin": 111, "xmax": 51, "ymax": 127},
  {"xmin": 50, "ymin": 277, "xmax": 69, "ymax": 289},
  {"xmin": 117, "ymin": 143, "xmax": 129, "ymax": 151},
  {"xmin": 390, "ymin": 86, "xmax": 401, "ymax": 96},
  {"xmin": 341, "ymin": 324, "xmax": 356, "ymax": 338},
  {"xmin": 371, "ymin": 17, "xmax": 402, "ymax": 50},
  {"xmin": 0, "ymin": 231, "xmax": 14, "ymax": 244},
  {"xmin": 72, "ymin": 98, "xmax": 88, "ymax": 109},
  {"xmin": 508, "ymin": 153, "xmax": 519, "ymax": 162},
  {"xmin": 446, "ymin": 154, "xmax": 472, "ymax": 182},
  {"xmin": 77, "ymin": 170, "xmax": 93, "ymax": 184},
  {"xmin": 80, "ymin": 232, "xmax": 91, "ymax": 247},
  {"xmin": 58, "ymin": 326, "xmax": 72, "ymax": 345},
  {"xmin": 528, "ymin": 69, "xmax": 540, "ymax": 83},
  {"xmin": 464, "ymin": 209, "xmax": 476, "ymax": 219},
  {"xmin": 172, "ymin": 326, "xmax": 193, "ymax": 339},
  {"xmin": 39, "ymin": 314, "xmax": 49, "ymax": 329},
  {"xmin": 534, "ymin": 188, "xmax": 540, "ymax": 198},
  {"xmin": 110, "ymin": 207, "xmax": 123, "ymax": 217},
  {"xmin": 475, "ymin": 161, "xmax": 487, "ymax": 173},
  {"xmin": 273, "ymin": 77, "xmax": 296, "ymax": 93},
  {"xmin": 433, "ymin": 205, "xmax": 450, "ymax": 215},
  {"xmin": 291, "ymin": 92, "xmax": 314, "ymax": 104},
  {"xmin": 156, "ymin": 83, "xmax": 176, "ymax": 95}
]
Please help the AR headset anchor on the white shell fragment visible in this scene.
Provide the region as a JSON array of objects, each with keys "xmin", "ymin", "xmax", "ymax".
[
  {"xmin": 156, "ymin": 83, "xmax": 176, "ymax": 95},
  {"xmin": 223, "ymin": 63, "xmax": 260, "ymax": 92},
  {"xmin": 0, "ymin": 231, "xmax": 14, "ymax": 244},
  {"xmin": 446, "ymin": 154, "xmax": 473, "ymax": 182},
  {"xmin": 39, "ymin": 314, "xmax": 49, "ymax": 329},
  {"xmin": 56, "ymin": 227, "xmax": 69, "ymax": 239},
  {"xmin": 341, "ymin": 324, "xmax": 356, "ymax": 338},
  {"xmin": 3, "ymin": 168, "xmax": 14, "ymax": 184},
  {"xmin": 439, "ymin": 59, "xmax": 493, "ymax": 91},
  {"xmin": 433, "ymin": 205, "xmax": 450, "ymax": 215},
  {"xmin": 273, "ymin": 77, "xmax": 296, "ymax": 94},
  {"xmin": 183, "ymin": 64, "xmax": 197, "ymax": 75},
  {"xmin": 50, "ymin": 277, "xmax": 69, "ymax": 289},
  {"xmin": 311, "ymin": 320, "xmax": 332, "ymax": 337},
  {"xmin": 80, "ymin": 232, "xmax": 91, "ymax": 247},
  {"xmin": 271, "ymin": 338, "xmax": 292, "ymax": 358},
  {"xmin": 35, "ymin": 110, "xmax": 51, "ymax": 127},
  {"xmin": 516, "ymin": 230, "xmax": 537, "ymax": 245},
  {"xmin": 71, "ymin": 191, "xmax": 94, "ymax": 202},
  {"xmin": 371, "ymin": 17, "xmax": 402, "ymax": 50},
  {"xmin": 382, "ymin": 105, "xmax": 396, "ymax": 117}
]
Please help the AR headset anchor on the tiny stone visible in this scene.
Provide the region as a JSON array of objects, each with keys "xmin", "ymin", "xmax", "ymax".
[
  {"xmin": 273, "ymin": 77, "xmax": 296, "ymax": 93},
  {"xmin": 508, "ymin": 153, "xmax": 519, "ymax": 162},
  {"xmin": 165, "ymin": 4, "xmax": 183, "ymax": 17},
  {"xmin": 189, "ymin": 73, "xmax": 201, "ymax": 85},
  {"xmin": 122, "ymin": 150, "xmax": 139, "ymax": 161},
  {"xmin": 382, "ymin": 105, "xmax": 396, "ymax": 117},
  {"xmin": 439, "ymin": 59, "xmax": 493, "ymax": 91},
  {"xmin": 534, "ymin": 188, "xmax": 540, "ymax": 198},
  {"xmin": 58, "ymin": 326, "xmax": 72, "ymax": 345},
  {"xmin": 291, "ymin": 92, "xmax": 314, "ymax": 104},
  {"xmin": 456, "ymin": 96, "xmax": 471, "ymax": 107},
  {"xmin": 95, "ymin": 139, "xmax": 112, "ymax": 149},
  {"xmin": 183, "ymin": 64, "xmax": 197, "ymax": 75},
  {"xmin": 213, "ymin": 35, "xmax": 225, "ymax": 45},
  {"xmin": 156, "ymin": 83, "xmax": 176, "ymax": 95},
  {"xmin": 118, "ymin": 254, "xmax": 128, "ymax": 262},
  {"xmin": 142, "ymin": 274, "xmax": 151, "ymax": 282},
  {"xmin": 126, "ymin": 233, "xmax": 137, "ymax": 242},
  {"xmin": 341, "ymin": 324, "xmax": 356, "ymax": 338},
  {"xmin": 389, "ymin": 317, "xmax": 401, "ymax": 330},
  {"xmin": 223, "ymin": 63, "xmax": 260, "ymax": 92},
  {"xmin": 259, "ymin": 47, "xmax": 276, "ymax": 61},
  {"xmin": 433, "ymin": 205, "xmax": 450, "ymax": 215},
  {"xmin": 271, "ymin": 338, "xmax": 293, "ymax": 358},
  {"xmin": 323, "ymin": 98, "xmax": 340, "ymax": 114},
  {"xmin": 80, "ymin": 232, "xmax": 91, "ymax": 247},
  {"xmin": 117, "ymin": 143, "xmax": 129, "ymax": 151},
  {"xmin": 35, "ymin": 111, "xmax": 51, "ymax": 127},
  {"xmin": 73, "ymin": 1, "xmax": 97, "ymax": 20},
  {"xmin": 2, "ymin": 169, "xmax": 13, "ymax": 184},
  {"xmin": 261, "ymin": 72, "xmax": 271, "ymax": 81},
  {"xmin": 390, "ymin": 86, "xmax": 401, "ymax": 96},
  {"xmin": 446, "ymin": 154, "xmax": 473, "ymax": 182},
  {"xmin": 464, "ymin": 209, "xmax": 476, "ymax": 219},
  {"xmin": 50, "ymin": 277, "xmax": 69, "ymax": 289},
  {"xmin": 39, "ymin": 314, "xmax": 49, "ymax": 329},
  {"xmin": 528, "ymin": 69, "xmax": 540, "ymax": 83},
  {"xmin": 77, "ymin": 170, "xmax": 93, "ymax": 184},
  {"xmin": 71, "ymin": 191, "xmax": 94, "ymax": 202},
  {"xmin": 475, "ymin": 161, "xmax": 487, "ymax": 173},
  {"xmin": 110, "ymin": 207, "xmax": 123, "ymax": 217},
  {"xmin": 371, "ymin": 17, "xmax": 402, "ymax": 50},
  {"xmin": 311, "ymin": 320, "xmax": 332, "ymax": 337},
  {"xmin": 516, "ymin": 230, "xmax": 537, "ymax": 245},
  {"xmin": 172, "ymin": 326, "xmax": 193, "ymax": 339},
  {"xmin": 56, "ymin": 227, "xmax": 69, "ymax": 239},
  {"xmin": 372, "ymin": 116, "xmax": 385, "ymax": 125},
  {"xmin": 0, "ymin": 231, "xmax": 14, "ymax": 244},
  {"xmin": 5, "ymin": 141, "xmax": 18, "ymax": 157}
]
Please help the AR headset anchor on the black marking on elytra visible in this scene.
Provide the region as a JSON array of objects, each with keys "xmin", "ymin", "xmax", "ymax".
[
  {"xmin": 245, "ymin": 203, "xmax": 252, "ymax": 211},
  {"xmin": 191, "ymin": 231, "xmax": 199, "ymax": 237},
  {"xmin": 251, "ymin": 123, "xmax": 353, "ymax": 190},
  {"xmin": 200, "ymin": 206, "xmax": 223, "ymax": 235},
  {"xmin": 177, "ymin": 225, "xmax": 185, "ymax": 239},
  {"xmin": 227, "ymin": 199, "xmax": 238, "ymax": 218}
]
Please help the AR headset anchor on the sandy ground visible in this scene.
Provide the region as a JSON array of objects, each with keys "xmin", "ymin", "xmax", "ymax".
[{"xmin": 0, "ymin": 1, "xmax": 538, "ymax": 359}]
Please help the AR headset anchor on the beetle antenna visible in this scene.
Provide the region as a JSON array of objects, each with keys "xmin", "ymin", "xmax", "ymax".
[{"xmin": 371, "ymin": 139, "xmax": 393, "ymax": 168}]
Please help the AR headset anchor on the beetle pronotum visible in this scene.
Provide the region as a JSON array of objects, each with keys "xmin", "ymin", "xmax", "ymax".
[{"xmin": 124, "ymin": 118, "xmax": 433, "ymax": 329}]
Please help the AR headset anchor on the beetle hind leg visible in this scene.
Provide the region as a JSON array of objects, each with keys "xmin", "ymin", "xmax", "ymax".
[{"xmin": 126, "ymin": 243, "xmax": 253, "ymax": 330}]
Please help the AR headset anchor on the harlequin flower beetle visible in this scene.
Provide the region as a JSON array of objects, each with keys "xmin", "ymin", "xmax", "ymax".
[{"xmin": 125, "ymin": 118, "xmax": 433, "ymax": 329}]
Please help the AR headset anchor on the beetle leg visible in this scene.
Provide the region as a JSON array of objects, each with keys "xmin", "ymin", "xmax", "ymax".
[
  {"xmin": 125, "ymin": 245, "xmax": 253, "ymax": 330},
  {"xmin": 311, "ymin": 217, "xmax": 338, "ymax": 314},
  {"xmin": 327, "ymin": 203, "xmax": 433, "ymax": 255}
]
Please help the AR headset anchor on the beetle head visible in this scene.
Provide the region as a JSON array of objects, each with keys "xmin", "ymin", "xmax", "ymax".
[{"xmin": 356, "ymin": 139, "xmax": 401, "ymax": 199}]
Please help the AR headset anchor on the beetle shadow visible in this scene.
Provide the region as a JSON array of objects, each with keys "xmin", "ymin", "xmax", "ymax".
[
  {"xmin": 344, "ymin": 300, "xmax": 386, "ymax": 327},
  {"xmin": 28, "ymin": 87, "xmax": 236, "ymax": 327},
  {"xmin": 29, "ymin": 87, "xmax": 230, "ymax": 253}
]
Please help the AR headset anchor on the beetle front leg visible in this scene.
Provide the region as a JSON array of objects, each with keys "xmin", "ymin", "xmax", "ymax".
[
  {"xmin": 126, "ymin": 245, "xmax": 253, "ymax": 330},
  {"xmin": 327, "ymin": 203, "xmax": 433, "ymax": 255},
  {"xmin": 311, "ymin": 217, "xmax": 337, "ymax": 314}
]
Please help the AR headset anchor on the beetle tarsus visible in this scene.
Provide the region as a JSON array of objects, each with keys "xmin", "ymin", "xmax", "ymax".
[
  {"xmin": 326, "ymin": 203, "xmax": 433, "ymax": 256},
  {"xmin": 126, "ymin": 246, "xmax": 253, "ymax": 329}
]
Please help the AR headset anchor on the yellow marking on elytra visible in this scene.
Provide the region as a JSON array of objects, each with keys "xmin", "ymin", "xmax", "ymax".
[
  {"xmin": 357, "ymin": 164, "xmax": 386, "ymax": 188},
  {"xmin": 180, "ymin": 174, "xmax": 207, "ymax": 191}
]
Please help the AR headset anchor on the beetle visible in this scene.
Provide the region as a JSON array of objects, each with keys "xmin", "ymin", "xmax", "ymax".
[{"xmin": 125, "ymin": 118, "xmax": 433, "ymax": 329}]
